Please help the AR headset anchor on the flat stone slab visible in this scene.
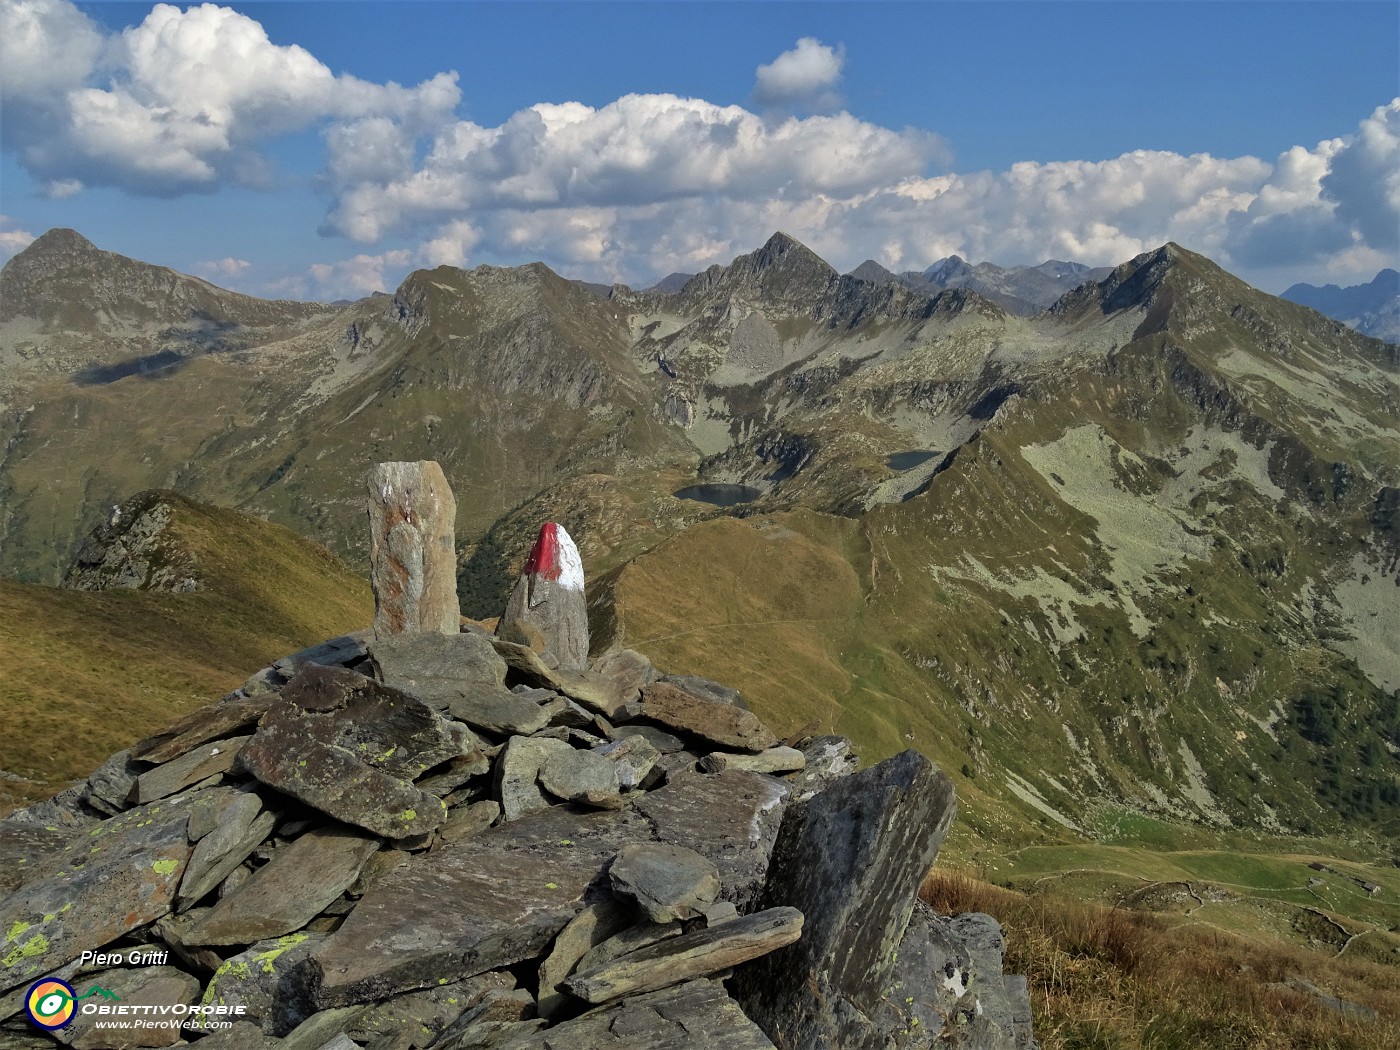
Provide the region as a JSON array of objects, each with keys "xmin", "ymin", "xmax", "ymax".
[
  {"xmin": 0, "ymin": 804, "xmax": 191, "ymax": 992},
  {"xmin": 639, "ymin": 683, "xmax": 777, "ymax": 753},
  {"xmin": 657, "ymin": 673, "xmax": 747, "ymax": 710},
  {"xmin": 239, "ymin": 665, "xmax": 454, "ymax": 839},
  {"xmin": 564, "ymin": 907, "xmax": 803, "ymax": 1004},
  {"xmin": 370, "ymin": 631, "xmax": 508, "ymax": 702},
  {"xmin": 443, "ymin": 683, "xmax": 552, "ymax": 736},
  {"xmin": 130, "ymin": 697, "xmax": 274, "ymax": 765},
  {"xmin": 178, "ymin": 792, "xmax": 274, "ymax": 907},
  {"xmin": 130, "ymin": 735, "xmax": 249, "ymax": 804},
  {"xmin": 202, "ymin": 933, "xmax": 327, "ymax": 1035},
  {"xmin": 731, "ymin": 749, "xmax": 957, "ymax": 1049},
  {"xmin": 635, "ymin": 770, "xmax": 789, "ymax": 910},
  {"xmin": 699, "ymin": 746, "xmax": 804, "ymax": 775},
  {"xmin": 309, "ymin": 805, "xmax": 655, "ymax": 1008},
  {"xmin": 610, "ymin": 725, "xmax": 685, "ymax": 754},
  {"xmin": 494, "ymin": 737, "xmax": 573, "ymax": 822},
  {"xmin": 0, "ymin": 823, "xmax": 72, "ymax": 897},
  {"xmin": 57, "ymin": 965, "xmax": 201, "ymax": 1049},
  {"xmin": 539, "ymin": 748, "xmax": 622, "ymax": 809},
  {"xmin": 511, "ymin": 979, "xmax": 776, "ymax": 1049},
  {"xmin": 607, "ymin": 843, "xmax": 720, "ymax": 924},
  {"xmin": 491, "ymin": 641, "xmax": 625, "ymax": 717},
  {"xmin": 184, "ymin": 826, "xmax": 380, "ymax": 945},
  {"xmin": 535, "ymin": 900, "xmax": 631, "ymax": 1020}
]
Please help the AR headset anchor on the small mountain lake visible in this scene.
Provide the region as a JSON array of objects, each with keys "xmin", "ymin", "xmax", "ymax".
[
  {"xmin": 886, "ymin": 449, "xmax": 940, "ymax": 471},
  {"xmin": 673, "ymin": 483, "xmax": 763, "ymax": 507}
]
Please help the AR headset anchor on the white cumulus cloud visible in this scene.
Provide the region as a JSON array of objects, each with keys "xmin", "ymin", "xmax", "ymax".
[
  {"xmin": 0, "ymin": 216, "xmax": 37, "ymax": 262},
  {"xmin": 196, "ymin": 257, "xmax": 252, "ymax": 280},
  {"xmin": 0, "ymin": 0, "xmax": 458, "ymax": 194},
  {"xmin": 754, "ymin": 37, "xmax": 845, "ymax": 111}
]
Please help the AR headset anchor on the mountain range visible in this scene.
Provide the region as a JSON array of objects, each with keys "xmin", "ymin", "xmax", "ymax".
[
  {"xmin": 1, "ymin": 227, "xmax": 1397, "ymax": 854},
  {"xmin": 1283, "ymin": 268, "xmax": 1400, "ymax": 344},
  {"xmin": 846, "ymin": 255, "xmax": 1116, "ymax": 315}
]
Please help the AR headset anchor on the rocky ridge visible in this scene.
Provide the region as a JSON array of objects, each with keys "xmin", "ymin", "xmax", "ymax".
[{"xmin": 0, "ymin": 467, "xmax": 1035, "ymax": 1049}]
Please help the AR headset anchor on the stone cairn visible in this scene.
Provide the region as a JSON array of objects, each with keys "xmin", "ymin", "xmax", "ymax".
[{"xmin": 0, "ymin": 462, "xmax": 1036, "ymax": 1050}]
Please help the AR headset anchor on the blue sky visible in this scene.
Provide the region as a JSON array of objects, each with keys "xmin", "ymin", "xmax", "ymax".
[{"xmin": 1, "ymin": 1, "xmax": 1397, "ymax": 298}]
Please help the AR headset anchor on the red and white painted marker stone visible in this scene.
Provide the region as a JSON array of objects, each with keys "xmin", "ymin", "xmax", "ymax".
[{"xmin": 497, "ymin": 522, "xmax": 589, "ymax": 670}]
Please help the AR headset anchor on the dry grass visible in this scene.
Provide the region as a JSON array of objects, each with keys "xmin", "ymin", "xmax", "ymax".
[{"xmin": 922, "ymin": 869, "xmax": 1400, "ymax": 1050}]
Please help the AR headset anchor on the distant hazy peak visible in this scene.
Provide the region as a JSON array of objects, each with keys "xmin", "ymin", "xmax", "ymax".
[{"xmin": 848, "ymin": 260, "xmax": 897, "ymax": 284}]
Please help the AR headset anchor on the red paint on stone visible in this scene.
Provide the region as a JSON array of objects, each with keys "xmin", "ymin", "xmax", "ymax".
[{"xmin": 524, "ymin": 522, "xmax": 563, "ymax": 582}]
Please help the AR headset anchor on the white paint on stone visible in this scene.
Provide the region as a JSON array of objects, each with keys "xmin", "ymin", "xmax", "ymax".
[{"xmin": 554, "ymin": 524, "xmax": 585, "ymax": 592}]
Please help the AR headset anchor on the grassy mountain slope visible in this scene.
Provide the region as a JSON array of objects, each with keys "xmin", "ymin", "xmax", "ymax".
[{"xmin": 0, "ymin": 492, "xmax": 372, "ymax": 814}]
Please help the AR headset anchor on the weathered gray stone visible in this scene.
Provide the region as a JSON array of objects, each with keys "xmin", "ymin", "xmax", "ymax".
[
  {"xmin": 369, "ymin": 631, "xmax": 508, "ymax": 705},
  {"xmin": 273, "ymin": 633, "xmax": 372, "ymax": 679},
  {"xmin": 564, "ymin": 906, "xmax": 802, "ymax": 1004},
  {"xmin": 538, "ymin": 748, "xmax": 623, "ymax": 809},
  {"xmin": 573, "ymin": 921, "xmax": 683, "ymax": 976},
  {"xmin": 787, "ymin": 735, "xmax": 859, "ymax": 799},
  {"xmin": 347, "ymin": 972, "xmax": 515, "ymax": 1050},
  {"xmin": 590, "ymin": 649, "xmax": 658, "ymax": 704},
  {"xmin": 415, "ymin": 749, "xmax": 491, "ymax": 798},
  {"xmin": 436, "ymin": 1018, "xmax": 547, "ymax": 1049},
  {"xmin": 130, "ymin": 697, "xmax": 274, "ymax": 765},
  {"xmin": 491, "ymin": 641, "xmax": 625, "ymax": 717},
  {"xmin": 610, "ymin": 724, "xmax": 685, "ymax": 754},
  {"xmin": 608, "ymin": 843, "xmax": 721, "ymax": 924},
  {"xmin": 438, "ymin": 801, "xmax": 500, "ymax": 844},
  {"xmin": 151, "ymin": 911, "xmax": 225, "ymax": 973},
  {"xmin": 200, "ymin": 932, "xmax": 327, "ymax": 1035},
  {"xmin": 130, "ymin": 735, "xmax": 249, "ymax": 804},
  {"xmin": 496, "ymin": 523, "xmax": 589, "ymax": 671},
  {"xmin": 699, "ymin": 746, "xmax": 805, "ymax": 775},
  {"xmin": 634, "ymin": 770, "xmax": 789, "ymax": 910},
  {"xmin": 731, "ymin": 749, "xmax": 957, "ymax": 1050},
  {"xmin": 433, "ymin": 989, "xmax": 538, "ymax": 1048},
  {"xmin": 493, "ymin": 736, "xmax": 573, "ymax": 822},
  {"xmin": 639, "ymin": 683, "xmax": 777, "ymax": 753},
  {"xmin": 0, "ymin": 803, "xmax": 191, "ymax": 992},
  {"xmin": 535, "ymin": 900, "xmax": 631, "ymax": 1020},
  {"xmin": 184, "ymin": 827, "xmax": 380, "ymax": 945},
  {"xmin": 55, "ymin": 966, "xmax": 201, "ymax": 1049},
  {"xmin": 178, "ymin": 793, "xmax": 275, "ymax": 908},
  {"xmin": 183, "ymin": 1021, "xmax": 279, "ymax": 1048},
  {"xmin": 238, "ymin": 665, "xmax": 454, "ymax": 839},
  {"xmin": 366, "ymin": 461, "xmax": 459, "ymax": 639},
  {"xmin": 657, "ymin": 673, "xmax": 747, "ymax": 710},
  {"xmin": 1, "ymin": 785, "xmax": 100, "ymax": 834},
  {"xmin": 703, "ymin": 900, "xmax": 739, "ymax": 926},
  {"xmin": 310, "ymin": 805, "xmax": 655, "ymax": 1007},
  {"xmin": 279, "ymin": 1007, "xmax": 369, "ymax": 1050},
  {"xmin": 82, "ymin": 750, "xmax": 145, "ymax": 814},
  {"xmin": 592, "ymin": 736, "xmax": 659, "ymax": 790},
  {"xmin": 444, "ymin": 683, "xmax": 552, "ymax": 736},
  {"xmin": 0, "ymin": 823, "xmax": 71, "ymax": 896},
  {"xmin": 516, "ymin": 979, "xmax": 776, "ymax": 1048}
]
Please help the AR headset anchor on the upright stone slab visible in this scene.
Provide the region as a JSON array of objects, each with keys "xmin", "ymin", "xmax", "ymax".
[
  {"xmin": 496, "ymin": 522, "xmax": 589, "ymax": 670},
  {"xmin": 366, "ymin": 461, "xmax": 459, "ymax": 639},
  {"xmin": 731, "ymin": 749, "xmax": 957, "ymax": 1050}
]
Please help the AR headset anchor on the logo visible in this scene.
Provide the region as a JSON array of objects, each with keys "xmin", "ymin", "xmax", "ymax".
[
  {"xmin": 25, "ymin": 979, "xmax": 76, "ymax": 1030},
  {"xmin": 24, "ymin": 982, "xmax": 120, "ymax": 1030}
]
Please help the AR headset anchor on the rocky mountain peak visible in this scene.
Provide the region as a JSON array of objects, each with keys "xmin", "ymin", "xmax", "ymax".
[
  {"xmin": 682, "ymin": 232, "xmax": 838, "ymax": 306},
  {"xmin": 923, "ymin": 254, "xmax": 974, "ymax": 283},
  {"xmin": 12, "ymin": 227, "xmax": 96, "ymax": 259}
]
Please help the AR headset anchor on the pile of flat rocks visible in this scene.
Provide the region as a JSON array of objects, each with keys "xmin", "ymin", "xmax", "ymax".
[{"xmin": 1, "ymin": 464, "xmax": 1035, "ymax": 1048}]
